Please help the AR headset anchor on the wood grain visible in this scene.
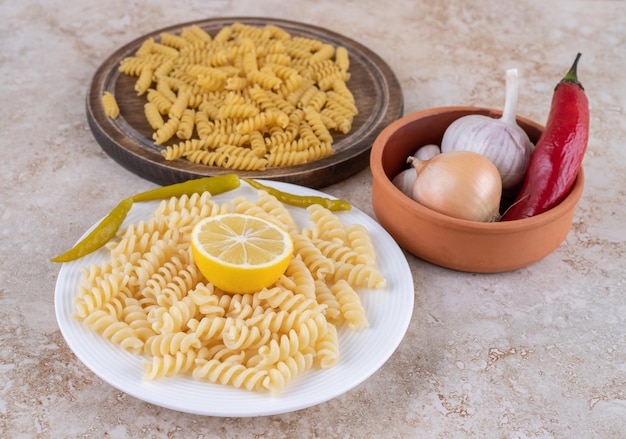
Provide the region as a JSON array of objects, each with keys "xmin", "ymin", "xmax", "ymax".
[{"xmin": 86, "ymin": 17, "xmax": 403, "ymax": 188}]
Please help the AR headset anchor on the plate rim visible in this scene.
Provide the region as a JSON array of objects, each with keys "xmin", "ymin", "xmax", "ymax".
[
  {"xmin": 54, "ymin": 180, "xmax": 414, "ymax": 416},
  {"xmin": 86, "ymin": 17, "xmax": 404, "ymax": 188}
]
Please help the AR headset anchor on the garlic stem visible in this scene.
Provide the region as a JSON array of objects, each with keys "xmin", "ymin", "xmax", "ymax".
[{"xmin": 501, "ymin": 69, "xmax": 519, "ymax": 125}]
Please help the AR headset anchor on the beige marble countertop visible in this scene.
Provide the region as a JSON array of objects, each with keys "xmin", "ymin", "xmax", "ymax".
[{"xmin": 2, "ymin": 0, "xmax": 625, "ymax": 437}]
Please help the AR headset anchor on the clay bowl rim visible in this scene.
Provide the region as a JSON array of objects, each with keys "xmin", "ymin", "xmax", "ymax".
[{"xmin": 370, "ymin": 106, "xmax": 585, "ymax": 235}]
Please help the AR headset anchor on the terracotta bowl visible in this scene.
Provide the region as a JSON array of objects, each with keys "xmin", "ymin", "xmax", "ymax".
[{"xmin": 370, "ymin": 106, "xmax": 585, "ymax": 273}]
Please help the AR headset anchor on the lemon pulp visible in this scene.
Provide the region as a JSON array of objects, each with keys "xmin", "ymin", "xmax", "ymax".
[{"xmin": 191, "ymin": 213, "xmax": 293, "ymax": 294}]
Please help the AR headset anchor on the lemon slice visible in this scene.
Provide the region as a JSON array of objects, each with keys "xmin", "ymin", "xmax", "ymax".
[{"xmin": 191, "ymin": 213, "xmax": 294, "ymax": 294}]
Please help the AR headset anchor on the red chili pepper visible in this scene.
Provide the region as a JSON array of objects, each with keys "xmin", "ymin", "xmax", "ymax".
[{"xmin": 501, "ymin": 53, "xmax": 589, "ymax": 221}]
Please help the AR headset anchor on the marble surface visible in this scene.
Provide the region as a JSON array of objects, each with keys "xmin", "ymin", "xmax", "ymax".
[{"xmin": 1, "ymin": 0, "xmax": 625, "ymax": 437}]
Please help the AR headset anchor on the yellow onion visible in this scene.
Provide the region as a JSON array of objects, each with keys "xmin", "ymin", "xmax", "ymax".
[{"xmin": 407, "ymin": 150, "xmax": 502, "ymax": 222}]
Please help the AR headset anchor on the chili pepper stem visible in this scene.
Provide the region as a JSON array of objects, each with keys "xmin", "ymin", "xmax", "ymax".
[{"xmin": 560, "ymin": 52, "xmax": 583, "ymax": 88}]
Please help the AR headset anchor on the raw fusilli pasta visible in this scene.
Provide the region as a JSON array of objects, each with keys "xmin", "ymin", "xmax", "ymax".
[
  {"xmin": 101, "ymin": 91, "xmax": 120, "ymax": 119},
  {"xmin": 144, "ymin": 102, "xmax": 165, "ymax": 129},
  {"xmin": 111, "ymin": 22, "xmax": 357, "ymax": 170}
]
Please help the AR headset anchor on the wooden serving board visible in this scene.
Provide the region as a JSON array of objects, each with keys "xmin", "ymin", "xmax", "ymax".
[{"xmin": 86, "ymin": 17, "xmax": 403, "ymax": 188}]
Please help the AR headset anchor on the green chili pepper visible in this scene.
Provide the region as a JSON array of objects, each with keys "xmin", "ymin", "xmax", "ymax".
[
  {"xmin": 131, "ymin": 174, "xmax": 240, "ymax": 202},
  {"xmin": 243, "ymin": 178, "xmax": 351, "ymax": 211},
  {"xmin": 50, "ymin": 198, "xmax": 134, "ymax": 263},
  {"xmin": 51, "ymin": 174, "xmax": 241, "ymax": 263}
]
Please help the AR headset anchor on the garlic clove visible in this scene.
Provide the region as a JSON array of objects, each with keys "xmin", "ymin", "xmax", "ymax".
[
  {"xmin": 413, "ymin": 144, "xmax": 441, "ymax": 161},
  {"xmin": 392, "ymin": 167, "xmax": 417, "ymax": 197}
]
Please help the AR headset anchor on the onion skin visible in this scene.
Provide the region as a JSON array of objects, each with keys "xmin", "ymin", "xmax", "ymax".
[{"xmin": 408, "ymin": 151, "xmax": 502, "ymax": 222}]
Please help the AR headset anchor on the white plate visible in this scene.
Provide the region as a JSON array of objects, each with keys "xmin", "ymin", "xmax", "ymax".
[{"xmin": 54, "ymin": 180, "xmax": 414, "ymax": 416}]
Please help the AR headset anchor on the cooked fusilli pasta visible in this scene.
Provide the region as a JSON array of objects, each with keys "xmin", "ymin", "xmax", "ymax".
[{"xmin": 74, "ymin": 186, "xmax": 385, "ymax": 395}]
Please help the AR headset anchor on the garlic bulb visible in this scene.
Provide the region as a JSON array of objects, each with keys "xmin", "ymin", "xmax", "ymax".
[
  {"xmin": 408, "ymin": 151, "xmax": 502, "ymax": 222},
  {"xmin": 440, "ymin": 69, "xmax": 534, "ymax": 190}
]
